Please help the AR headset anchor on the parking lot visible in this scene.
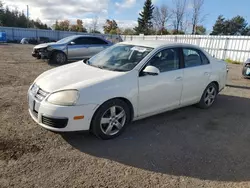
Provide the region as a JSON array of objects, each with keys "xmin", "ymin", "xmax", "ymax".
[{"xmin": 1, "ymin": 44, "xmax": 250, "ymax": 188}]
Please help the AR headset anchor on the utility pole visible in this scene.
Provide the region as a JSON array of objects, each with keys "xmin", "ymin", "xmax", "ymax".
[{"xmin": 26, "ymin": 5, "xmax": 29, "ymax": 28}]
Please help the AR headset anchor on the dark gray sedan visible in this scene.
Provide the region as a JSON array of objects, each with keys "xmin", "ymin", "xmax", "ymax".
[
  {"xmin": 242, "ymin": 58, "xmax": 250, "ymax": 78},
  {"xmin": 32, "ymin": 35, "xmax": 113, "ymax": 64}
]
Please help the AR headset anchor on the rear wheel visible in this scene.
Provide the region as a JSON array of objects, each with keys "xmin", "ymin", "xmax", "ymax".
[
  {"xmin": 197, "ymin": 83, "xmax": 218, "ymax": 109},
  {"xmin": 51, "ymin": 51, "xmax": 67, "ymax": 64},
  {"xmin": 91, "ymin": 99, "xmax": 130, "ymax": 140}
]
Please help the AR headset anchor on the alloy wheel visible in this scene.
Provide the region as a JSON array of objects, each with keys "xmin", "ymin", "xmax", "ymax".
[{"xmin": 100, "ymin": 106, "xmax": 126, "ymax": 136}]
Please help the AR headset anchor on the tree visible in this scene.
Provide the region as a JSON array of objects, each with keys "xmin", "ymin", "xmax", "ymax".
[
  {"xmin": 172, "ymin": 0, "xmax": 187, "ymax": 33},
  {"xmin": 76, "ymin": 19, "xmax": 87, "ymax": 32},
  {"xmin": 226, "ymin": 16, "xmax": 248, "ymax": 35},
  {"xmin": 0, "ymin": 3, "xmax": 49, "ymax": 29},
  {"xmin": 58, "ymin": 20, "xmax": 70, "ymax": 31},
  {"xmin": 195, "ymin": 25, "xmax": 206, "ymax": 34},
  {"xmin": 0, "ymin": 1, "xmax": 4, "ymax": 26},
  {"xmin": 103, "ymin": 19, "xmax": 119, "ymax": 34},
  {"xmin": 210, "ymin": 15, "xmax": 226, "ymax": 35},
  {"xmin": 153, "ymin": 5, "xmax": 171, "ymax": 35},
  {"xmin": 191, "ymin": 0, "xmax": 205, "ymax": 34},
  {"xmin": 134, "ymin": 0, "xmax": 154, "ymax": 35},
  {"xmin": 211, "ymin": 15, "xmax": 249, "ymax": 35},
  {"xmin": 122, "ymin": 28, "xmax": 136, "ymax": 35}
]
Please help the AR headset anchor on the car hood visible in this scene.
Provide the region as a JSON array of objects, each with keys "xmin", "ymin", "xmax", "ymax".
[
  {"xmin": 35, "ymin": 61, "xmax": 125, "ymax": 92},
  {"xmin": 34, "ymin": 42, "xmax": 60, "ymax": 49}
]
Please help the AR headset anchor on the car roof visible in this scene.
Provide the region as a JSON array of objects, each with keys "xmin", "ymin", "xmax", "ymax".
[{"xmin": 120, "ymin": 40, "xmax": 200, "ymax": 49}]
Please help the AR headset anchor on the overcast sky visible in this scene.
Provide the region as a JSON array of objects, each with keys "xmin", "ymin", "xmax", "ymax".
[
  {"xmin": 2, "ymin": 0, "xmax": 250, "ymax": 32},
  {"xmin": 2, "ymin": 0, "xmax": 141, "ymax": 30}
]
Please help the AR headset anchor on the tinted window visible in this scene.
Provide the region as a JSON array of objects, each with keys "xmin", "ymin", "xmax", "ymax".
[
  {"xmin": 183, "ymin": 48, "xmax": 202, "ymax": 68},
  {"xmin": 147, "ymin": 48, "xmax": 180, "ymax": 72},
  {"xmin": 89, "ymin": 37, "xmax": 108, "ymax": 44},
  {"xmin": 73, "ymin": 37, "xmax": 86, "ymax": 45},
  {"xmin": 73, "ymin": 37, "xmax": 108, "ymax": 45}
]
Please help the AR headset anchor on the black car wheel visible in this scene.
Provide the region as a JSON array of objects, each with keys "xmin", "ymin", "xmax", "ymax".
[
  {"xmin": 197, "ymin": 82, "xmax": 218, "ymax": 109},
  {"xmin": 52, "ymin": 51, "xmax": 67, "ymax": 65},
  {"xmin": 91, "ymin": 99, "xmax": 130, "ymax": 140}
]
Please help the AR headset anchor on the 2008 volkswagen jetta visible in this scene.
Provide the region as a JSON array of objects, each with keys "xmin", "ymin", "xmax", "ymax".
[{"xmin": 28, "ymin": 41, "xmax": 227, "ymax": 139}]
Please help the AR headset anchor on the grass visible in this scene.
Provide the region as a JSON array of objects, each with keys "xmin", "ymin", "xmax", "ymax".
[{"xmin": 225, "ymin": 58, "xmax": 242, "ymax": 64}]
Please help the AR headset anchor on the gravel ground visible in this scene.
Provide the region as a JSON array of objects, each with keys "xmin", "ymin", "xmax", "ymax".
[{"xmin": 0, "ymin": 44, "xmax": 250, "ymax": 188}]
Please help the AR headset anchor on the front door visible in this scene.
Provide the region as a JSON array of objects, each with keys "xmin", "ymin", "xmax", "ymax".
[
  {"xmin": 67, "ymin": 37, "xmax": 89, "ymax": 60},
  {"xmin": 138, "ymin": 48, "xmax": 184, "ymax": 116}
]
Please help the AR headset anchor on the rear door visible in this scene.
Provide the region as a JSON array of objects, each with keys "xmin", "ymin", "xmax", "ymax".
[
  {"xmin": 87, "ymin": 37, "xmax": 110, "ymax": 58},
  {"xmin": 181, "ymin": 48, "xmax": 211, "ymax": 105},
  {"xmin": 67, "ymin": 37, "xmax": 89, "ymax": 60}
]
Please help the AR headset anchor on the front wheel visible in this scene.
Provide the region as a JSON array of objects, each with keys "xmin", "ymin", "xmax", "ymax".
[
  {"xmin": 91, "ymin": 99, "xmax": 130, "ymax": 140},
  {"xmin": 197, "ymin": 83, "xmax": 218, "ymax": 109},
  {"xmin": 51, "ymin": 51, "xmax": 67, "ymax": 65}
]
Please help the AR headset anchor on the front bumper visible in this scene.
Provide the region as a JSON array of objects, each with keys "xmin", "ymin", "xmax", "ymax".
[
  {"xmin": 28, "ymin": 90, "xmax": 98, "ymax": 132},
  {"xmin": 32, "ymin": 49, "xmax": 51, "ymax": 59}
]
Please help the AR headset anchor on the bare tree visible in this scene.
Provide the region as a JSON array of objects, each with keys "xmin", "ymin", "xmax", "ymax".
[
  {"xmin": 191, "ymin": 0, "xmax": 205, "ymax": 34},
  {"xmin": 92, "ymin": 15, "xmax": 99, "ymax": 32},
  {"xmin": 172, "ymin": 0, "xmax": 187, "ymax": 33},
  {"xmin": 153, "ymin": 5, "xmax": 172, "ymax": 35}
]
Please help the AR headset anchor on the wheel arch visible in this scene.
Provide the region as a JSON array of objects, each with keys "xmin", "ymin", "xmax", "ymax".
[
  {"xmin": 50, "ymin": 50, "xmax": 67, "ymax": 59},
  {"xmin": 90, "ymin": 97, "xmax": 135, "ymax": 130},
  {"xmin": 209, "ymin": 81, "xmax": 219, "ymax": 92}
]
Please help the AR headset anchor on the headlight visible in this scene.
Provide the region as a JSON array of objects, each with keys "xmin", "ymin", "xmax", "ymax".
[
  {"xmin": 47, "ymin": 90, "xmax": 79, "ymax": 106},
  {"xmin": 30, "ymin": 83, "xmax": 39, "ymax": 95}
]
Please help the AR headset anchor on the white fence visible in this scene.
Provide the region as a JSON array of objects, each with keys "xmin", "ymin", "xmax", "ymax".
[
  {"xmin": 0, "ymin": 26, "xmax": 121, "ymax": 43},
  {"xmin": 122, "ymin": 35, "xmax": 250, "ymax": 62},
  {"xmin": 1, "ymin": 26, "xmax": 250, "ymax": 62}
]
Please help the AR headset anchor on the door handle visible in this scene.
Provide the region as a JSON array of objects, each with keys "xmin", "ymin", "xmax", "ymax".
[
  {"xmin": 175, "ymin": 76, "xmax": 183, "ymax": 81},
  {"xmin": 204, "ymin": 72, "xmax": 210, "ymax": 76}
]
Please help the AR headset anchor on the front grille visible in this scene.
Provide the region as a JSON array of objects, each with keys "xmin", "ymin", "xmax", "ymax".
[
  {"xmin": 42, "ymin": 115, "xmax": 68, "ymax": 128},
  {"xmin": 35, "ymin": 88, "xmax": 49, "ymax": 101}
]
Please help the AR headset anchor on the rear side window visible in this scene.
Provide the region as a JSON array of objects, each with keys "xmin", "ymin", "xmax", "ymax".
[{"xmin": 183, "ymin": 48, "xmax": 209, "ymax": 68}]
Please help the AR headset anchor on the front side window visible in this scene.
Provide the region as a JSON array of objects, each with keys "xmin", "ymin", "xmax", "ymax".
[
  {"xmin": 73, "ymin": 37, "xmax": 86, "ymax": 45},
  {"xmin": 183, "ymin": 48, "xmax": 209, "ymax": 68},
  {"xmin": 88, "ymin": 44, "xmax": 153, "ymax": 72},
  {"xmin": 89, "ymin": 37, "xmax": 108, "ymax": 45},
  {"xmin": 147, "ymin": 48, "xmax": 180, "ymax": 72}
]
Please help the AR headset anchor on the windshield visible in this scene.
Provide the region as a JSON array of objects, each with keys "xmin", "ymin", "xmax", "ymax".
[
  {"xmin": 88, "ymin": 44, "xmax": 153, "ymax": 72},
  {"xmin": 56, "ymin": 36, "xmax": 76, "ymax": 44}
]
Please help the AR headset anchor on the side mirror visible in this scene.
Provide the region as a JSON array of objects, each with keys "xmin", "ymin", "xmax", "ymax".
[
  {"xmin": 142, "ymin": 65, "xmax": 160, "ymax": 76},
  {"xmin": 70, "ymin": 41, "xmax": 75, "ymax": 45}
]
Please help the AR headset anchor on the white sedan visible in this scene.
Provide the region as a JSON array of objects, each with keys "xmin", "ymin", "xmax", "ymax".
[{"xmin": 28, "ymin": 41, "xmax": 227, "ymax": 139}]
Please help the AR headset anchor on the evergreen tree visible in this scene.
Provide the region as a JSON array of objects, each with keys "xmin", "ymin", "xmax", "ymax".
[{"xmin": 134, "ymin": 0, "xmax": 154, "ymax": 35}]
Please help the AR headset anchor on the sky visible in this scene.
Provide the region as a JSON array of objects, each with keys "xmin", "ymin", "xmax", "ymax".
[{"xmin": 2, "ymin": 0, "xmax": 250, "ymax": 33}]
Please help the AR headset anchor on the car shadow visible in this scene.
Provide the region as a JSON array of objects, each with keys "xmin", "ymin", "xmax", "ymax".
[{"xmin": 62, "ymin": 94, "xmax": 250, "ymax": 182}]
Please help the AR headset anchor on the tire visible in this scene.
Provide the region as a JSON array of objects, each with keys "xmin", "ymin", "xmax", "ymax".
[
  {"xmin": 91, "ymin": 99, "xmax": 131, "ymax": 140},
  {"xmin": 197, "ymin": 82, "xmax": 218, "ymax": 109},
  {"xmin": 51, "ymin": 51, "xmax": 67, "ymax": 65}
]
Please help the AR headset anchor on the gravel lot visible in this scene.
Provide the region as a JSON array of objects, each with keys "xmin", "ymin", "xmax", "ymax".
[{"xmin": 1, "ymin": 44, "xmax": 250, "ymax": 188}]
